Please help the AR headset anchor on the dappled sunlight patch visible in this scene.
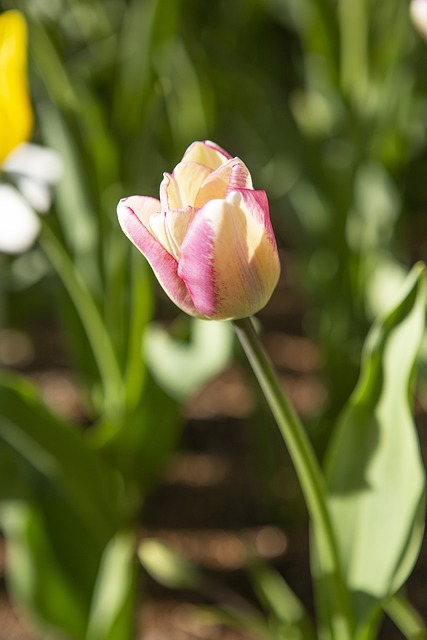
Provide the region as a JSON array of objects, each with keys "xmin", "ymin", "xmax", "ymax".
[{"xmin": 139, "ymin": 527, "xmax": 288, "ymax": 571}]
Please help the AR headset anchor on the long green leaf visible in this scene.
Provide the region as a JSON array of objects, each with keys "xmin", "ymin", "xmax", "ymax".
[
  {"xmin": 91, "ymin": 374, "xmax": 181, "ymax": 514},
  {"xmin": 325, "ymin": 263, "xmax": 427, "ymax": 632},
  {"xmin": 39, "ymin": 224, "xmax": 125, "ymax": 419},
  {"xmin": 0, "ymin": 374, "xmax": 123, "ymax": 637},
  {"xmin": 384, "ymin": 593, "xmax": 427, "ymax": 640},
  {"xmin": 37, "ymin": 102, "xmax": 100, "ymax": 288},
  {"xmin": 138, "ymin": 539, "xmax": 274, "ymax": 639},
  {"xmin": 86, "ymin": 532, "xmax": 137, "ymax": 640},
  {"xmin": 248, "ymin": 559, "xmax": 315, "ymax": 640}
]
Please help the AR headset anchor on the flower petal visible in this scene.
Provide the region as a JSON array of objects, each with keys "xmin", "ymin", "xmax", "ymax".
[
  {"xmin": 122, "ymin": 194, "xmax": 161, "ymax": 226},
  {"xmin": 2, "ymin": 143, "xmax": 63, "ymax": 212},
  {"xmin": 3, "ymin": 142, "xmax": 63, "ymax": 184},
  {"xmin": 411, "ymin": 0, "xmax": 427, "ymax": 39},
  {"xmin": 195, "ymin": 157, "xmax": 253, "ymax": 209},
  {"xmin": 178, "ymin": 189, "xmax": 280, "ymax": 320},
  {"xmin": 231, "ymin": 188, "xmax": 279, "ymax": 248},
  {"xmin": 164, "ymin": 162, "xmax": 212, "ymax": 211},
  {"xmin": 0, "ymin": 11, "xmax": 33, "ymax": 163},
  {"xmin": 0, "ymin": 184, "xmax": 40, "ymax": 254},
  {"xmin": 14, "ymin": 176, "xmax": 52, "ymax": 213},
  {"xmin": 117, "ymin": 196, "xmax": 200, "ymax": 317},
  {"xmin": 181, "ymin": 140, "xmax": 231, "ymax": 170},
  {"xmin": 150, "ymin": 206, "xmax": 196, "ymax": 260},
  {"xmin": 160, "ymin": 172, "xmax": 180, "ymax": 211}
]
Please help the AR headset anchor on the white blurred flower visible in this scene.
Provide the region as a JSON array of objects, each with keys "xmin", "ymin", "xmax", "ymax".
[
  {"xmin": 0, "ymin": 185, "xmax": 40, "ymax": 255},
  {"xmin": 410, "ymin": 0, "xmax": 427, "ymax": 40},
  {"xmin": 0, "ymin": 143, "xmax": 63, "ymax": 254},
  {"xmin": 0, "ymin": 10, "xmax": 63, "ymax": 255}
]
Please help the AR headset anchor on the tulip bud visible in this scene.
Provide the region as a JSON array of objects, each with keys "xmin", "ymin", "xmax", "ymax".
[
  {"xmin": 411, "ymin": 0, "xmax": 427, "ymax": 40},
  {"xmin": 117, "ymin": 141, "xmax": 280, "ymax": 320}
]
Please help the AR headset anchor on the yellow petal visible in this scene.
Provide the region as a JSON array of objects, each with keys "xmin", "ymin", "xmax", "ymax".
[
  {"xmin": 0, "ymin": 11, "xmax": 33, "ymax": 164},
  {"xmin": 160, "ymin": 172, "xmax": 181, "ymax": 211},
  {"xmin": 194, "ymin": 157, "xmax": 253, "ymax": 209},
  {"xmin": 181, "ymin": 140, "xmax": 230, "ymax": 170},
  {"xmin": 119, "ymin": 195, "xmax": 161, "ymax": 228},
  {"xmin": 149, "ymin": 206, "xmax": 196, "ymax": 260},
  {"xmin": 171, "ymin": 161, "xmax": 211, "ymax": 208},
  {"xmin": 207, "ymin": 193, "xmax": 279, "ymax": 317}
]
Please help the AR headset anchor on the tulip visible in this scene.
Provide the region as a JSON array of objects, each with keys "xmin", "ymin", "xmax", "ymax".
[
  {"xmin": 0, "ymin": 11, "xmax": 62, "ymax": 254},
  {"xmin": 117, "ymin": 141, "xmax": 280, "ymax": 320}
]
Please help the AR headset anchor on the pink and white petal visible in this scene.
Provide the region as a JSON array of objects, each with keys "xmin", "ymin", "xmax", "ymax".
[
  {"xmin": 194, "ymin": 157, "xmax": 253, "ymax": 209},
  {"xmin": 160, "ymin": 172, "xmax": 181, "ymax": 211},
  {"xmin": 181, "ymin": 140, "xmax": 231, "ymax": 170},
  {"xmin": 119, "ymin": 195, "xmax": 160, "ymax": 228},
  {"xmin": 148, "ymin": 211, "xmax": 174, "ymax": 256},
  {"xmin": 165, "ymin": 206, "xmax": 197, "ymax": 249},
  {"xmin": 226, "ymin": 159, "xmax": 253, "ymax": 193},
  {"xmin": 172, "ymin": 161, "xmax": 212, "ymax": 208},
  {"xmin": 117, "ymin": 197, "xmax": 199, "ymax": 317},
  {"xmin": 177, "ymin": 209, "xmax": 217, "ymax": 318},
  {"xmin": 149, "ymin": 205, "xmax": 196, "ymax": 260},
  {"xmin": 227, "ymin": 188, "xmax": 278, "ymax": 247},
  {"xmin": 178, "ymin": 191, "xmax": 280, "ymax": 320},
  {"xmin": 0, "ymin": 184, "xmax": 40, "ymax": 254}
]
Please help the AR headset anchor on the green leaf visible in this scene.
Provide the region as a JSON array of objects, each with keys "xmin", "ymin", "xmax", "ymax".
[
  {"xmin": 92, "ymin": 374, "xmax": 182, "ymax": 513},
  {"xmin": 86, "ymin": 532, "xmax": 137, "ymax": 640},
  {"xmin": 112, "ymin": 0, "xmax": 176, "ymax": 136},
  {"xmin": 325, "ymin": 263, "xmax": 427, "ymax": 631},
  {"xmin": 199, "ymin": 605, "xmax": 276, "ymax": 640},
  {"xmin": 138, "ymin": 540, "xmax": 273, "ymax": 639},
  {"xmin": 123, "ymin": 254, "xmax": 154, "ymax": 411},
  {"xmin": 138, "ymin": 539, "xmax": 201, "ymax": 591},
  {"xmin": 144, "ymin": 318, "xmax": 234, "ymax": 401},
  {"xmin": 37, "ymin": 102, "xmax": 99, "ymax": 286},
  {"xmin": 153, "ymin": 39, "xmax": 210, "ymax": 145},
  {"xmin": 0, "ymin": 374, "xmax": 124, "ymax": 638},
  {"xmin": 39, "ymin": 225, "xmax": 125, "ymax": 419},
  {"xmin": 2, "ymin": 501, "xmax": 93, "ymax": 638},
  {"xmin": 383, "ymin": 593, "xmax": 427, "ymax": 640},
  {"xmin": 248, "ymin": 560, "xmax": 315, "ymax": 640}
]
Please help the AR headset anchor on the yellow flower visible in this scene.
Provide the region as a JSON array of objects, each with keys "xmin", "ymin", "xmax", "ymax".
[
  {"xmin": 0, "ymin": 10, "xmax": 62, "ymax": 255},
  {"xmin": 0, "ymin": 10, "xmax": 33, "ymax": 164}
]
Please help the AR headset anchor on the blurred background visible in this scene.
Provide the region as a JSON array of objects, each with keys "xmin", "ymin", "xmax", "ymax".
[{"xmin": 1, "ymin": 0, "xmax": 427, "ymax": 638}]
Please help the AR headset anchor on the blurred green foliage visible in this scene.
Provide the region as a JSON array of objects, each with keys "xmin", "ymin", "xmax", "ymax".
[
  {"xmin": 4, "ymin": 0, "xmax": 427, "ymax": 427},
  {"xmin": 1, "ymin": 0, "xmax": 427, "ymax": 638}
]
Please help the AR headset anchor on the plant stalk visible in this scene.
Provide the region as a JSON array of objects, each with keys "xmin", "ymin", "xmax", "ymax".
[{"xmin": 233, "ymin": 316, "xmax": 352, "ymax": 640}]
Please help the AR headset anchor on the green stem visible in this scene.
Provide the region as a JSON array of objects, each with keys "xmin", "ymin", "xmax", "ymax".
[
  {"xmin": 233, "ymin": 317, "xmax": 352, "ymax": 639},
  {"xmin": 338, "ymin": 0, "xmax": 368, "ymax": 104},
  {"xmin": 39, "ymin": 223, "xmax": 124, "ymax": 418},
  {"xmin": 383, "ymin": 594, "xmax": 426, "ymax": 640},
  {"xmin": 124, "ymin": 252, "xmax": 153, "ymax": 409}
]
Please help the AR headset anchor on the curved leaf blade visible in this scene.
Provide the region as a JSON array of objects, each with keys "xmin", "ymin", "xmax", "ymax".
[
  {"xmin": 325, "ymin": 264, "xmax": 427, "ymax": 628},
  {"xmin": 0, "ymin": 374, "xmax": 126, "ymax": 637}
]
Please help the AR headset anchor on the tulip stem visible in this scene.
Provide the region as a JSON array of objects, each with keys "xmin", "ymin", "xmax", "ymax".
[{"xmin": 233, "ymin": 316, "xmax": 352, "ymax": 639}]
